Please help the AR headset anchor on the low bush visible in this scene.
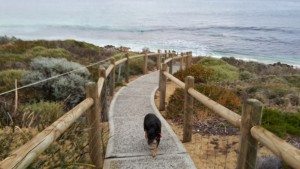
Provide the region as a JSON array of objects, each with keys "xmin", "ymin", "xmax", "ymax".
[
  {"xmin": 173, "ymin": 64, "xmax": 213, "ymax": 83},
  {"xmin": 198, "ymin": 57, "xmax": 239, "ymax": 82},
  {"xmin": 239, "ymin": 70, "xmax": 254, "ymax": 80},
  {"xmin": 262, "ymin": 108, "xmax": 300, "ymax": 138},
  {"xmin": 166, "ymin": 84, "xmax": 241, "ymax": 118},
  {"xmin": 21, "ymin": 57, "xmax": 90, "ymax": 108},
  {"xmin": 129, "ymin": 57, "xmax": 156, "ymax": 75}
]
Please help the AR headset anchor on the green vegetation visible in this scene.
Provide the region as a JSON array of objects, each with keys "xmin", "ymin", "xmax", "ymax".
[
  {"xmin": 167, "ymin": 55, "xmax": 300, "ymax": 140},
  {"xmin": 173, "ymin": 64, "xmax": 213, "ymax": 83},
  {"xmin": 0, "ymin": 69, "xmax": 27, "ymax": 93},
  {"xmin": 26, "ymin": 46, "xmax": 72, "ymax": 60},
  {"xmin": 166, "ymin": 84, "xmax": 241, "ymax": 118},
  {"xmin": 21, "ymin": 57, "xmax": 90, "ymax": 108},
  {"xmin": 129, "ymin": 57, "xmax": 156, "ymax": 75},
  {"xmin": 262, "ymin": 108, "xmax": 300, "ymax": 138},
  {"xmin": 198, "ymin": 57, "xmax": 239, "ymax": 82}
]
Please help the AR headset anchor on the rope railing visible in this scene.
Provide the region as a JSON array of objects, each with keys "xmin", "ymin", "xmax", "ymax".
[{"xmin": 159, "ymin": 55, "xmax": 300, "ymax": 169}]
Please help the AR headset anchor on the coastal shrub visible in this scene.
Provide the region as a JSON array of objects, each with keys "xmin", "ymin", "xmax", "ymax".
[
  {"xmin": 21, "ymin": 57, "xmax": 90, "ymax": 108},
  {"xmin": 0, "ymin": 69, "xmax": 28, "ymax": 93},
  {"xmin": 173, "ymin": 64, "xmax": 213, "ymax": 83},
  {"xmin": 195, "ymin": 84, "xmax": 241, "ymax": 111},
  {"xmin": 129, "ymin": 57, "xmax": 156, "ymax": 75},
  {"xmin": 18, "ymin": 101, "xmax": 64, "ymax": 129},
  {"xmin": 166, "ymin": 88, "xmax": 184, "ymax": 118},
  {"xmin": 166, "ymin": 84, "xmax": 241, "ymax": 118},
  {"xmin": 239, "ymin": 70, "xmax": 254, "ymax": 80},
  {"xmin": 262, "ymin": 108, "xmax": 300, "ymax": 138},
  {"xmin": 26, "ymin": 46, "xmax": 72, "ymax": 60},
  {"xmin": 284, "ymin": 75, "xmax": 300, "ymax": 88},
  {"xmin": 198, "ymin": 57, "xmax": 239, "ymax": 82}
]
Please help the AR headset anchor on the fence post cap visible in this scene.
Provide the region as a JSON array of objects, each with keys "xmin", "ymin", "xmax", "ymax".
[
  {"xmin": 246, "ymin": 99, "xmax": 263, "ymax": 107},
  {"xmin": 161, "ymin": 63, "xmax": 167, "ymax": 71}
]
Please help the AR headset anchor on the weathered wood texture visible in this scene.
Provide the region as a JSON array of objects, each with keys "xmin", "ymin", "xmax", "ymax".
[
  {"xmin": 105, "ymin": 64, "xmax": 114, "ymax": 78},
  {"xmin": 110, "ymin": 58, "xmax": 116, "ymax": 96},
  {"xmin": 180, "ymin": 52, "xmax": 184, "ymax": 70},
  {"xmin": 169, "ymin": 51, "xmax": 174, "ymax": 74},
  {"xmin": 125, "ymin": 53, "xmax": 129, "ymax": 83},
  {"xmin": 0, "ymin": 98, "xmax": 94, "ymax": 169},
  {"xmin": 237, "ymin": 99, "xmax": 263, "ymax": 169},
  {"xmin": 99, "ymin": 66, "xmax": 108, "ymax": 122},
  {"xmin": 143, "ymin": 53, "xmax": 148, "ymax": 74},
  {"xmin": 163, "ymin": 72, "xmax": 185, "ymax": 89},
  {"xmin": 157, "ymin": 49, "xmax": 161, "ymax": 70},
  {"xmin": 115, "ymin": 57, "xmax": 127, "ymax": 66},
  {"xmin": 183, "ymin": 76, "xmax": 194, "ymax": 143},
  {"xmin": 251, "ymin": 126, "xmax": 300, "ymax": 169},
  {"xmin": 159, "ymin": 64, "xmax": 167, "ymax": 111},
  {"xmin": 86, "ymin": 82, "xmax": 103, "ymax": 169}
]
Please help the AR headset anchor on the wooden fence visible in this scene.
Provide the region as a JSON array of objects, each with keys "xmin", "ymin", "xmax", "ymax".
[
  {"xmin": 160, "ymin": 56, "xmax": 300, "ymax": 169},
  {"xmin": 0, "ymin": 51, "xmax": 163, "ymax": 169},
  {"xmin": 0, "ymin": 50, "xmax": 299, "ymax": 169}
]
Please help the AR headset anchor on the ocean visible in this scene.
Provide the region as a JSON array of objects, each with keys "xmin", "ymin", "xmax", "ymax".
[{"xmin": 0, "ymin": 0, "xmax": 299, "ymax": 66}]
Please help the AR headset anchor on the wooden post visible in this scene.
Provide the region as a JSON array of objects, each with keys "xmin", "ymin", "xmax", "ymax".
[
  {"xmin": 169, "ymin": 51, "xmax": 174, "ymax": 74},
  {"xmin": 13, "ymin": 79, "xmax": 18, "ymax": 119},
  {"xmin": 110, "ymin": 58, "xmax": 115, "ymax": 96},
  {"xmin": 180, "ymin": 52, "xmax": 184, "ymax": 70},
  {"xmin": 143, "ymin": 52, "xmax": 148, "ymax": 74},
  {"xmin": 165, "ymin": 50, "xmax": 168, "ymax": 59},
  {"xmin": 183, "ymin": 76, "xmax": 194, "ymax": 143},
  {"xmin": 186, "ymin": 51, "xmax": 192, "ymax": 69},
  {"xmin": 125, "ymin": 53, "xmax": 129, "ymax": 83},
  {"xmin": 237, "ymin": 99, "xmax": 263, "ymax": 169},
  {"xmin": 99, "ymin": 66, "xmax": 108, "ymax": 122},
  {"xmin": 157, "ymin": 49, "xmax": 161, "ymax": 70},
  {"xmin": 159, "ymin": 64, "xmax": 167, "ymax": 111},
  {"xmin": 85, "ymin": 82, "xmax": 103, "ymax": 169}
]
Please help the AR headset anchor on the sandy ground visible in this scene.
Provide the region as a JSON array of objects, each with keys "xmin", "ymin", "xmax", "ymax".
[{"xmin": 154, "ymin": 81, "xmax": 273, "ymax": 169}]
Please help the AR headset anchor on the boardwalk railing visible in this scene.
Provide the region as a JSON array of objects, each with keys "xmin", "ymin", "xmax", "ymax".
[
  {"xmin": 160, "ymin": 56, "xmax": 300, "ymax": 169},
  {"xmin": 1, "ymin": 50, "xmax": 299, "ymax": 169},
  {"xmin": 0, "ymin": 51, "xmax": 167, "ymax": 169}
]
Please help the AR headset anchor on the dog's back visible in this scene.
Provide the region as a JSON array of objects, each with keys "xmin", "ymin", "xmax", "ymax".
[{"xmin": 144, "ymin": 113, "xmax": 161, "ymax": 145}]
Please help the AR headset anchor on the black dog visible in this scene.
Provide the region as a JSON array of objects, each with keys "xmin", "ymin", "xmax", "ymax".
[{"xmin": 143, "ymin": 113, "xmax": 161, "ymax": 157}]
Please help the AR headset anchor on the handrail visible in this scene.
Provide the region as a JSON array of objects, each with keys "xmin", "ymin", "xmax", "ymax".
[
  {"xmin": 164, "ymin": 58, "xmax": 172, "ymax": 64},
  {"xmin": 251, "ymin": 126, "xmax": 300, "ymax": 169},
  {"xmin": 188, "ymin": 88, "xmax": 242, "ymax": 127},
  {"xmin": 163, "ymin": 72, "xmax": 185, "ymax": 89},
  {"xmin": 105, "ymin": 64, "xmax": 114, "ymax": 77},
  {"xmin": 0, "ymin": 98, "xmax": 94, "ymax": 169},
  {"xmin": 97, "ymin": 77, "xmax": 105, "ymax": 97},
  {"xmin": 147, "ymin": 53, "xmax": 158, "ymax": 57},
  {"xmin": 129, "ymin": 54, "xmax": 144, "ymax": 59},
  {"xmin": 115, "ymin": 58, "xmax": 127, "ymax": 66}
]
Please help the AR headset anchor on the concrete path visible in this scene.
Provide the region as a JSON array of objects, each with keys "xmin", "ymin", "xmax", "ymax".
[{"xmin": 104, "ymin": 71, "xmax": 196, "ymax": 169}]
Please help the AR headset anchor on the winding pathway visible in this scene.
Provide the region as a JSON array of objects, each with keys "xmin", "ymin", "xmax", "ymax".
[{"xmin": 103, "ymin": 71, "xmax": 196, "ymax": 169}]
